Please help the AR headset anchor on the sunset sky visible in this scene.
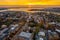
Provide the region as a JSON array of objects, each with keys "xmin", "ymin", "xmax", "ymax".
[{"xmin": 0, "ymin": 0, "xmax": 60, "ymax": 5}]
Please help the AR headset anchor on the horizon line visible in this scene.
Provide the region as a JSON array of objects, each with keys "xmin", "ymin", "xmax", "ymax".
[{"xmin": 0, "ymin": 5, "xmax": 60, "ymax": 8}]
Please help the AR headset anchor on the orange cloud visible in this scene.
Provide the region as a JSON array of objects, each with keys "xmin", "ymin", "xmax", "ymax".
[{"xmin": 0, "ymin": 0, "xmax": 60, "ymax": 5}]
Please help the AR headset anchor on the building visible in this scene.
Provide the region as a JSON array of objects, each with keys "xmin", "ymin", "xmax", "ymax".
[{"xmin": 16, "ymin": 32, "xmax": 33, "ymax": 40}]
